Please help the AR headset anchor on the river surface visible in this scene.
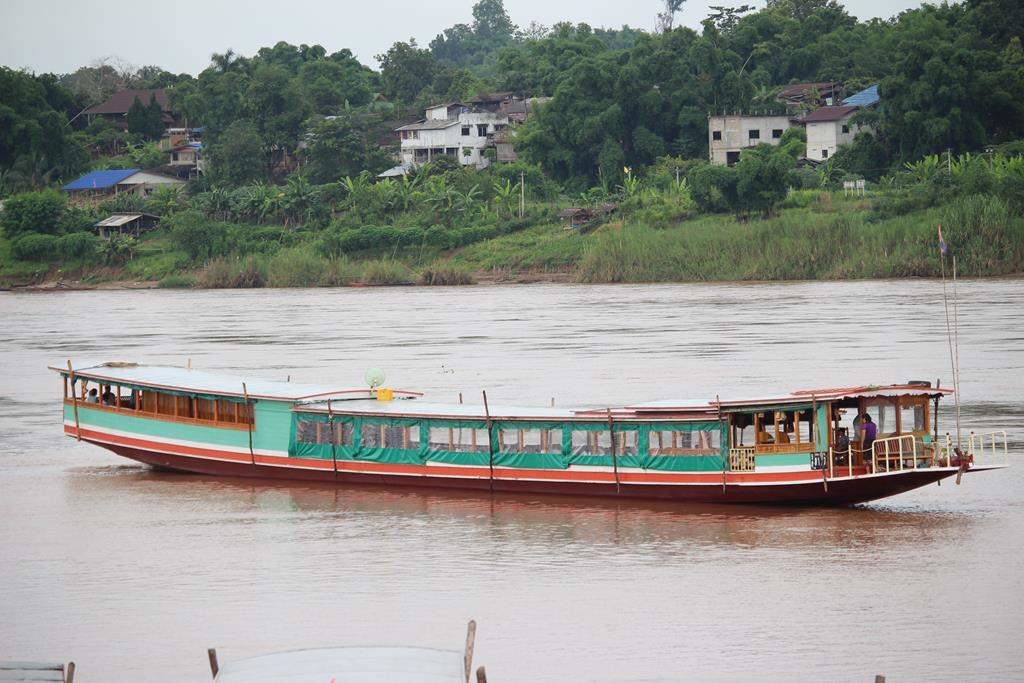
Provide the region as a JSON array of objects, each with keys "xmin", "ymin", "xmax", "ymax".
[{"xmin": 1, "ymin": 280, "xmax": 1022, "ymax": 682}]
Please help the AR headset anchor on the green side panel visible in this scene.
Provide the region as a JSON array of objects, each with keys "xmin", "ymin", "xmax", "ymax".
[
  {"xmin": 253, "ymin": 401, "xmax": 295, "ymax": 453},
  {"xmin": 755, "ymin": 453, "xmax": 812, "ymax": 467},
  {"xmin": 642, "ymin": 455, "xmax": 725, "ymax": 471},
  {"xmin": 815, "ymin": 403, "xmax": 830, "ymax": 451},
  {"xmin": 493, "ymin": 452, "xmax": 566, "ymax": 469},
  {"xmin": 65, "ymin": 403, "xmax": 250, "ymax": 449},
  {"xmin": 354, "ymin": 447, "xmax": 424, "ymax": 464}
]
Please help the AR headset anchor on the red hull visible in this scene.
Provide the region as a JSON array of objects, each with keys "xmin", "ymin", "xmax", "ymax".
[{"xmin": 98, "ymin": 440, "xmax": 959, "ymax": 506}]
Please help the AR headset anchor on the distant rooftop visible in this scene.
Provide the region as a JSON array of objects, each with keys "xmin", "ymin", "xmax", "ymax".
[
  {"xmin": 62, "ymin": 168, "xmax": 140, "ymax": 191},
  {"xmin": 842, "ymin": 84, "xmax": 880, "ymax": 107},
  {"xmin": 802, "ymin": 105, "xmax": 859, "ymax": 123},
  {"xmin": 83, "ymin": 88, "xmax": 170, "ymax": 116}
]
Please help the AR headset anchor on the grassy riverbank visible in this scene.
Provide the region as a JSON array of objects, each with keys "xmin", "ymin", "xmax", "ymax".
[{"xmin": 3, "ymin": 191, "xmax": 1023, "ymax": 289}]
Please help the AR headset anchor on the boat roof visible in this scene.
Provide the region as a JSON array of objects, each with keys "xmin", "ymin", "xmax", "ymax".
[
  {"xmin": 301, "ymin": 399, "xmax": 583, "ymax": 421},
  {"xmin": 626, "ymin": 384, "xmax": 952, "ymax": 413},
  {"xmin": 50, "ymin": 362, "xmax": 422, "ymax": 402},
  {"xmin": 213, "ymin": 646, "xmax": 465, "ymax": 683}
]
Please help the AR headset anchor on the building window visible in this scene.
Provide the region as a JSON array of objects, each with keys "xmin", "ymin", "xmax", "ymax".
[
  {"xmin": 726, "ymin": 151, "xmax": 740, "ymax": 166},
  {"xmin": 772, "ymin": 129, "xmax": 783, "ymax": 139},
  {"xmin": 842, "ymin": 124, "xmax": 850, "ymax": 134},
  {"xmin": 461, "ymin": 126, "xmax": 471, "ymax": 136},
  {"xmin": 822, "ymin": 149, "xmax": 829, "ymax": 159},
  {"xmin": 476, "ymin": 124, "xmax": 488, "ymax": 136},
  {"xmin": 748, "ymin": 129, "xmax": 760, "ymax": 140},
  {"xmin": 712, "ymin": 130, "xmax": 722, "ymax": 141}
]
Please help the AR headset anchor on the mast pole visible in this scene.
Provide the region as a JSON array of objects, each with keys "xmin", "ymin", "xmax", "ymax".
[
  {"xmin": 939, "ymin": 231, "xmax": 959, "ymax": 449},
  {"xmin": 951, "ymin": 254, "xmax": 962, "ymax": 448}
]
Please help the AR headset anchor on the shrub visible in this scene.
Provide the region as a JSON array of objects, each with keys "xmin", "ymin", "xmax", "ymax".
[
  {"xmin": 11, "ymin": 233, "xmax": 59, "ymax": 261},
  {"xmin": 97, "ymin": 234, "xmax": 137, "ymax": 265},
  {"xmin": 1, "ymin": 190, "xmax": 66, "ymax": 237},
  {"xmin": 157, "ymin": 274, "xmax": 196, "ymax": 288},
  {"xmin": 361, "ymin": 259, "xmax": 412, "ymax": 285},
  {"xmin": 167, "ymin": 210, "xmax": 231, "ymax": 261},
  {"xmin": 419, "ymin": 263, "xmax": 476, "ymax": 285},
  {"xmin": 55, "ymin": 232, "xmax": 100, "ymax": 260},
  {"xmin": 687, "ymin": 162, "xmax": 736, "ymax": 213}
]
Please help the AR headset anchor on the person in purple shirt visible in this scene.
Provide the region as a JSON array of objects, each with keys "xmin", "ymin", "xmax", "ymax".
[{"xmin": 861, "ymin": 413, "xmax": 878, "ymax": 460}]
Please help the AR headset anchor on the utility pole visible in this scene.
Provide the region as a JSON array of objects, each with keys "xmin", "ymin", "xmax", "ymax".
[{"xmin": 519, "ymin": 170, "xmax": 525, "ymax": 219}]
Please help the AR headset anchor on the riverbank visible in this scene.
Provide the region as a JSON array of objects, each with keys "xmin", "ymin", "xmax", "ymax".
[{"xmin": 2, "ymin": 192, "xmax": 1021, "ymax": 289}]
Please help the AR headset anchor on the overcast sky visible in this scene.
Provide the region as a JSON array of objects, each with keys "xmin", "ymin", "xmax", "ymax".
[{"xmin": 1, "ymin": 0, "xmax": 924, "ymax": 76}]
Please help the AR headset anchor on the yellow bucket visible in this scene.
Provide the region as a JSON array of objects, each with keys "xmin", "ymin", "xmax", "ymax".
[{"xmin": 375, "ymin": 388, "xmax": 394, "ymax": 402}]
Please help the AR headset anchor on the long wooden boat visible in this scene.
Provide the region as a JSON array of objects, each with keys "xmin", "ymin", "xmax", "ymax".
[{"xmin": 53, "ymin": 362, "xmax": 1009, "ymax": 505}]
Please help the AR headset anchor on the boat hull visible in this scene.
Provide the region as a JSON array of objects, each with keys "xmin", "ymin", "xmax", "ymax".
[{"xmin": 90, "ymin": 437, "xmax": 962, "ymax": 506}]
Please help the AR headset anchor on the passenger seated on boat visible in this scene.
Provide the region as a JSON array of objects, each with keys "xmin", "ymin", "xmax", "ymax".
[
  {"xmin": 102, "ymin": 390, "xmax": 116, "ymax": 406},
  {"xmin": 86, "ymin": 388, "xmax": 99, "ymax": 404},
  {"xmin": 834, "ymin": 428, "xmax": 851, "ymax": 464},
  {"xmin": 776, "ymin": 424, "xmax": 791, "ymax": 444},
  {"xmin": 756, "ymin": 428, "xmax": 773, "ymax": 444}
]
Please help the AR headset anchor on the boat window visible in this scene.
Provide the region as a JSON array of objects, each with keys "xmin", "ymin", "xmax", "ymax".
[
  {"xmin": 899, "ymin": 397, "xmax": 928, "ymax": 433},
  {"xmin": 650, "ymin": 429, "xmax": 719, "ymax": 455},
  {"xmin": 570, "ymin": 430, "xmax": 637, "ymax": 456},
  {"xmin": 742, "ymin": 409, "xmax": 814, "ymax": 452},
  {"xmin": 864, "ymin": 399, "xmax": 897, "ymax": 437},
  {"xmin": 498, "ymin": 428, "xmax": 562, "ymax": 454},
  {"xmin": 361, "ymin": 423, "xmax": 420, "ymax": 450},
  {"xmin": 87, "ymin": 386, "xmax": 253, "ymax": 426},
  {"xmin": 428, "ymin": 426, "xmax": 490, "ymax": 452},
  {"xmin": 296, "ymin": 420, "xmax": 352, "ymax": 445}
]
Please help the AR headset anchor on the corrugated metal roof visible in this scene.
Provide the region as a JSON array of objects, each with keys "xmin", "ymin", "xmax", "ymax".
[
  {"xmin": 396, "ymin": 119, "xmax": 461, "ymax": 132},
  {"xmin": 842, "ymin": 84, "xmax": 880, "ymax": 107},
  {"xmin": 214, "ymin": 647, "xmax": 465, "ymax": 683},
  {"xmin": 95, "ymin": 214, "xmax": 142, "ymax": 227},
  {"xmin": 802, "ymin": 105, "xmax": 858, "ymax": 123},
  {"xmin": 63, "ymin": 169, "xmax": 140, "ymax": 191}
]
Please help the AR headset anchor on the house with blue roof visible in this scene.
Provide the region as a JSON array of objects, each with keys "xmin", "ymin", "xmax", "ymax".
[{"xmin": 62, "ymin": 168, "xmax": 184, "ymax": 201}]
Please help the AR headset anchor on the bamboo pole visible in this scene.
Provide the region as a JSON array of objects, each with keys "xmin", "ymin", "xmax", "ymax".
[
  {"xmin": 242, "ymin": 383, "xmax": 255, "ymax": 468},
  {"xmin": 66, "ymin": 360, "xmax": 81, "ymax": 441},
  {"xmin": 482, "ymin": 391, "xmax": 495, "ymax": 492},
  {"xmin": 463, "ymin": 619, "xmax": 476, "ymax": 683},
  {"xmin": 607, "ymin": 408, "xmax": 620, "ymax": 494},
  {"xmin": 328, "ymin": 399, "xmax": 338, "ymax": 478}
]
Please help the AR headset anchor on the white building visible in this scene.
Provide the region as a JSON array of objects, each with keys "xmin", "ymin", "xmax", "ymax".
[
  {"xmin": 708, "ymin": 114, "xmax": 794, "ymax": 165},
  {"xmin": 803, "ymin": 105, "xmax": 872, "ymax": 161},
  {"xmin": 395, "ymin": 103, "xmax": 510, "ymax": 170}
]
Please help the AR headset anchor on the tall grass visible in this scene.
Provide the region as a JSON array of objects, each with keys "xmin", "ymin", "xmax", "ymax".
[
  {"xmin": 361, "ymin": 259, "xmax": 413, "ymax": 285},
  {"xmin": 577, "ymin": 199, "xmax": 1024, "ymax": 283},
  {"xmin": 419, "ymin": 262, "xmax": 476, "ymax": 285},
  {"xmin": 265, "ymin": 246, "xmax": 327, "ymax": 287},
  {"xmin": 196, "ymin": 256, "xmax": 266, "ymax": 288}
]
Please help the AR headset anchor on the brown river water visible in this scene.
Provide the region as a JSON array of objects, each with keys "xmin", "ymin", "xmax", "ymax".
[{"xmin": 1, "ymin": 280, "xmax": 1022, "ymax": 682}]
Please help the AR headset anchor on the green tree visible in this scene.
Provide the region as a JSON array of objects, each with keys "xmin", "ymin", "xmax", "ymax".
[
  {"xmin": 0, "ymin": 189, "xmax": 66, "ymax": 237},
  {"xmin": 376, "ymin": 40, "xmax": 438, "ymax": 104},
  {"xmin": 734, "ymin": 144, "xmax": 794, "ymax": 216},
  {"xmin": 208, "ymin": 120, "xmax": 264, "ymax": 186},
  {"xmin": 304, "ymin": 113, "xmax": 394, "ymax": 183}
]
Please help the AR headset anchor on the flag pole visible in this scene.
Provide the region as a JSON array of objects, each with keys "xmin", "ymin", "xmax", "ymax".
[{"xmin": 938, "ymin": 224, "xmax": 961, "ymax": 450}]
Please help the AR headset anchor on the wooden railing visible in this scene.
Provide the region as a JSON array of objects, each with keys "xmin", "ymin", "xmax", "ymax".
[{"xmin": 729, "ymin": 447, "xmax": 756, "ymax": 472}]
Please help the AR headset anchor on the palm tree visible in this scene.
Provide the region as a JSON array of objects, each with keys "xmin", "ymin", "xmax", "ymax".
[{"xmin": 210, "ymin": 49, "xmax": 238, "ymax": 73}]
